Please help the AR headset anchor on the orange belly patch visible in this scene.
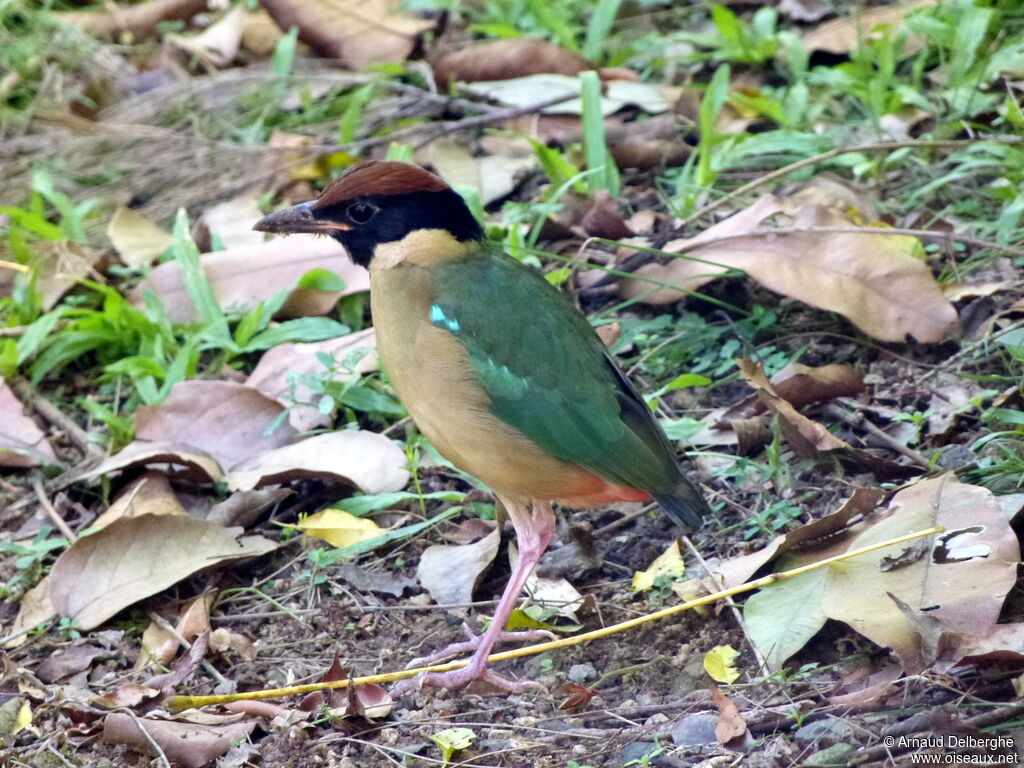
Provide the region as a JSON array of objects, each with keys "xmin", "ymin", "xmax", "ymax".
[{"xmin": 553, "ymin": 469, "xmax": 652, "ymax": 509}]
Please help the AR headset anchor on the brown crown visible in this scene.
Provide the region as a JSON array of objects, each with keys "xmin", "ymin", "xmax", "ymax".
[{"xmin": 314, "ymin": 161, "xmax": 450, "ymax": 209}]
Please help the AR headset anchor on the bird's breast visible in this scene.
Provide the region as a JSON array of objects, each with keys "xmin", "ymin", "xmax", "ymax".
[{"xmin": 369, "ymin": 261, "xmax": 623, "ymax": 504}]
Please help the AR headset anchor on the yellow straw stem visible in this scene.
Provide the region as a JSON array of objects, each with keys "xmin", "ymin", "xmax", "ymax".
[{"xmin": 165, "ymin": 525, "xmax": 944, "ymax": 713}]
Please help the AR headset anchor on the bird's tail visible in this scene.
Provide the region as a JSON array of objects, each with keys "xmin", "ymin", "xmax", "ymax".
[{"xmin": 653, "ymin": 477, "xmax": 710, "ymax": 530}]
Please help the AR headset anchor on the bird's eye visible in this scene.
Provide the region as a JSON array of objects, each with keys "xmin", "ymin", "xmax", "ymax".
[{"xmin": 346, "ymin": 201, "xmax": 378, "ymax": 225}]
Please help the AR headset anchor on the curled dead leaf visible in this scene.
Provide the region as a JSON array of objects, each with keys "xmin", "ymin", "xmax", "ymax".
[
  {"xmin": 622, "ymin": 194, "xmax": 958, "ymax": 343},
  {"xmin": 81, "ymin": 440, "xmax": 223, "ymax": 484},
  {"xmin": 739, "ymin": 359, "xmax": 922, "ymax": 479}
]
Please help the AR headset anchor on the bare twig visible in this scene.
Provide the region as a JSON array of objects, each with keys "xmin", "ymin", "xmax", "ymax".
[
  {"xmin": 31, "ymin": 475, "xmax": 77, "ymax": 543},
  {"xmin": 824, "ymin": 405, "xmax": 932, "ymax": 470},
  {"xmin": 680, "ymin": 137, "xmax": 1024, "ymax": 227}
]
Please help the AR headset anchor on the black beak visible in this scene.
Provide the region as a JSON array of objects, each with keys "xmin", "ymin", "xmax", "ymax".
[{"xmin": 253, "ymin": 200, "xmax": 351, "ymax": 235}]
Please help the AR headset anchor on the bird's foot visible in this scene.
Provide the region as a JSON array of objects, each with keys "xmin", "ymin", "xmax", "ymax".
[{"xmin": 404, "ymin": 623, "xmax": 555, "ymax": 668}]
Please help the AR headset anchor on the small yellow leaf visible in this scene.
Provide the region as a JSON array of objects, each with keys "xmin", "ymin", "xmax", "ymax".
[
  {"xmin": 704, "ymin": 644, "xmax": 741, "ymax": 684},
  {"xmin": 430, "ymin": 727, "xmax": 476, "ymax": 764},
  {"xmin": 292, "ymin": 508, "xmax": 382, "ymax": 548},
  {"xmin": 632, "ymin": 539, "xmax": 685, "ymax": 591},
  {"xmin": 14, "ymin": 699, "xmax": 32, "ymax": 734}
]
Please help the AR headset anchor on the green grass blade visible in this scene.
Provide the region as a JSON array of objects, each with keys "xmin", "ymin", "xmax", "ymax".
[{"xmin": 582, "ymin": 0, "xmax": 623, "ymax": 62}]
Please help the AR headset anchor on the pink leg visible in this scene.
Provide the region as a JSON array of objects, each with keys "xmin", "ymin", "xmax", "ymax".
[{"xmin": 394, "ymin": 499, "xmax": 556, "ymax": 695}]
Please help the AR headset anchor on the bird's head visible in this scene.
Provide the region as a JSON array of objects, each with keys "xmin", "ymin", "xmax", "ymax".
[{"xmin": 253, "ymin": 161, "xmax": 483, "ymax": 268}]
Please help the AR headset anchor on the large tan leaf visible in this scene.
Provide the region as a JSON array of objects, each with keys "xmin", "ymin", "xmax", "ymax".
[
  {"xmin": 261, "ymin": 0, "xmax": 434, "ymax": 69},
  {"xmin": 0, "ymin": 379, "xmax": 58, "ymax": 468},
  {"xmin": 131, "ymin": 234, "xmax": 369, "ymax": 322},
  {"xmin": 823, "ymin": 475, "xmax": 1020, "ymax": 672},
  {"xmin": 225, "ymin": 431, "xmax": 409, "ymax": 493},
  {"xmin": 49, "ymin": 514, "xmax": 278, "ymax": 630},
  {"xmin": 135, "ymin": 380, "xmax": 297, "ymax": 470},
  {"xmin": 621, "ymin": 194, "xmax": 958, "ymax": 343}
]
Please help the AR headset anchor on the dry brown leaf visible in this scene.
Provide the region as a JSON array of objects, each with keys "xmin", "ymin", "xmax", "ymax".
[
  {"xmin": 106, "ymin": 206, "xmax": 174, "ymax": 268},
  {"xmin": 54, "ymin": 0, "xmax": 210, "ymax": 40},
  {"xmin": 92, "ymin": 472, "xmax": 188, "ymax": 530},
  {"xmin": 607, "ymin": 113, "xmax": 694, "ymax": 170},
  {"xmin": 341, "ymin": 680, "xmax": 393, "ymax": 719},
  {"xmin": 132, "ymin": 234, "xmax": 369, "ymax": 322},
  {"xmin": 49, "ymin": 514, "xmax": 278, "ymax": 630},
  {"xmin": 948, "ymin": 623, "xmax": 1024, "ymax": 668},
  {"xmin": 225, "ymin": 430, "xmax": 409, "ymax": 494},
  {"xmin": 772, "ymin": 363, "xmax": 865, "ymax": 407},
  {"xmin": 621, "ymin": 194, "xmax": 958, "ymax": 343},
  {"xmin": 246, "ymin": 327, "xmax": 378, "ymax": 431},
  {"xmin": 803, "ymin": 0, "xmax": 937, "ymax": 56},
  {"xmin": 739, "ymin": 359, "xmax": 922, "ymax": 478},
  {"xmin": 432, "ymin": 38, "xmax": 593, "ymax": 85},
  {"xmin": 261, "ymin": 0, "xmax": 434, "ymax": 69},
  {"xmin": 81, "ymin": 440, "xmax": 223, "ymax": 484},
  {"xmin": 102, "ymin": 713, "xmax": 255, "ymax": 768},
  {"xmin": 710, "ymin": 685, "xmax": 749, "ymax": 745},
  {"xmin": 135, "ymin": 380, "xmax": 297, "ymax": 470},
  {"xmin": 824, "ymin": 475, "xmax": 1020, "ymax": 672},
  {"xmin": 417, "ymin": 527, "xmax": 500, "ymax": 605},
  {"xmin": 36, "ymin": 643, "xmax": 108, "ymax": 683},
  {"xmin": 580, "ymin": 191, "xmax": 634, "ymax": 240},
  {"xmin": 0, "ymin": 379, "xmax": 58, "ymax": 468}
]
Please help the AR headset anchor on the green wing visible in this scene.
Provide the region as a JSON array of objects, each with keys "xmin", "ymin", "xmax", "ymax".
[{"xmin": 430, "ymin": 244, "xmax": 682, "ymax": 496}]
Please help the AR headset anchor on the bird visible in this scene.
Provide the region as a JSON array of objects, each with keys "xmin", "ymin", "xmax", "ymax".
[{"xmin": 254, "ymin": 161, "xmax": 710, "ymax": 694}]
